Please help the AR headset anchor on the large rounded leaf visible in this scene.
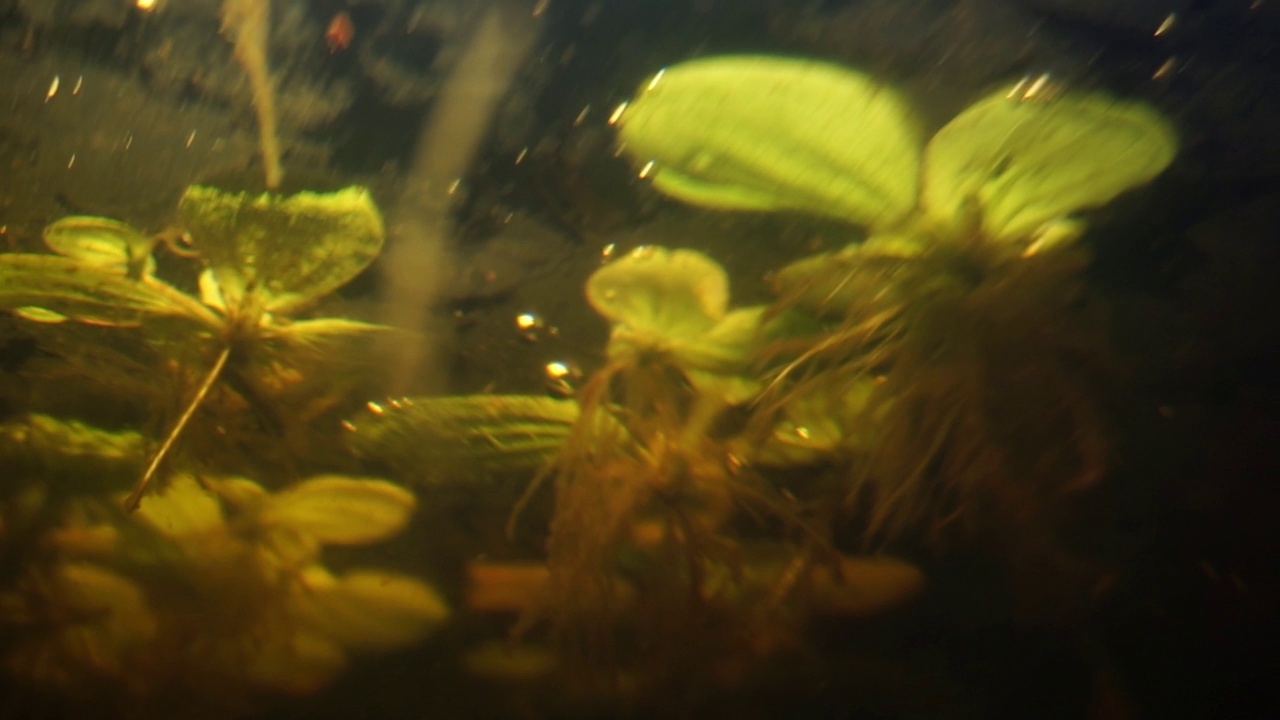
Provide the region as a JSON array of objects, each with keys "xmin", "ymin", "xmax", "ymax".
[
  {"xmin": 587, "ymin": 246, "xmax": 729, "ymax": 363},
  {"xmin": 922, "ymin": 88, "xmax": 1177, "ymax": 244},
  {"xmin": 616, "ymin": 55, "xmax": 921, "ymax": 229},
  {"xmin": 588, "ymin": 246, "xmax": 728, "ymax": 331},
  {"xmin": 178, "ymin": 186, "xmax": 385, "ymax": 315}
]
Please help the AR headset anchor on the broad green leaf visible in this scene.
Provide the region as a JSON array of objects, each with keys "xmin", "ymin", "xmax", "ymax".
[
  {"xmin": 178, "ymin": 185, "xmax": 385, "ymax": 315},
  {"xmin": 588, "ymin": 246, "xmax": 728, "ymax": 333},
  {"xmin": 0, "ymin": 255, "xmax": 221, "ymax": 329},
  {"xmin": 586, "ymin": 246, "xmax": 766, "ymax": 374},
  {"xmin": 343, "ymin": 395, "xmax": 580, "ymax": 484},
  {"xmin": 258, "ymin": 476, "xmax": 416, "ymax": 545},
  {"xmin": 922, "ymin": 89, "xmax": 1178, "ymax": 244},
  {"xmin": 616, "ymin": 55, "xmax": 921, "ymax": 228}
]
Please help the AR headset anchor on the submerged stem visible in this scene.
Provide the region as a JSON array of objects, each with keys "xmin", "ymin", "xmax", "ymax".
[{"xmin": 124, "ymin": 345, "xmax": 232, "ymax": 512}]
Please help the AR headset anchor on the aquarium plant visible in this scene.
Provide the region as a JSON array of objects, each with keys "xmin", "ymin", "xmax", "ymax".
[
  {"xmin": 0, "ymin": 185, "xmax": 394, "ymax": 510},
  {"xmin": 394, "ymin": 56, "xmax": 1169, "ymax": 688},
  {"xmin": 346, "ymin": 246, "xmax": 870, "ymax": 689},
  {"xmin": 612, "ymin": 54, "xmax": 1178, "ymax": 545},
  {"xmin": 334, "ymin": 54, "xmax": 1178, "ymax": 698},
  {"xmin": 343, "ymin": 394, "xmax": 582, "ymax": 486},
  {"xmin": 0, "ymin": 184, "xmax": 449, "ymax": 709},
  {"xmin": 614, "ymin": 55, "xmax": 1176, "ymax": 260},
  {"xmin": 0, "ymin": 414, "xmax": 446, "ymax": 704}
]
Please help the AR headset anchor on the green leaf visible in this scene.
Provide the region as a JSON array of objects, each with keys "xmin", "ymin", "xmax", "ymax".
[
  {"xmin": 43, "ymin": 216, "xmax": 155, "ymax": 278},
  {"xmin": 0, "ymin": 255, "xmax": 220, "ymax": 329},
  {"xmin": 258, "ymin": 476, "xmax": 416, "ymax": 545},
  {"xmin": 178, "ymin": 185, "xmax": 385, "ymax": 315},
  {"xmin": 134, "ymin": 473, "xmax": 226, "ymax": 538},
  {"xmin": 922, "ymin": 89, "xmax": 1178, "ymax": 244},
  {"xmin": 616, "ymin": 55, "xmax": 921, "ymax": 228},
  {"xmin": 269, "ymin": 317, "xmax": 400, "ymax": 350},
  {"xmin": 588, "ymin": 246, "xmax": 727, "ymax": 342},
  {"xmin": 586, "ymin": 246, "xmax": 772, "ymax": 377},
  {"xmin": 343, "ymin": 395, "xmax": 580, "ymax": 485}
]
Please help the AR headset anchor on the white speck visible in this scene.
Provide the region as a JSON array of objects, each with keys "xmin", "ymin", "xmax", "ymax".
[{"xmin": 608, "ymin": 102, "xmax": 628, "ymax": 125}]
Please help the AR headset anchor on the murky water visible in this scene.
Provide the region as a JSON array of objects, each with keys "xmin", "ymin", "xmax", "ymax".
[{"xmin": 0, "ymin": 1, "xmax": 1276, "ymax": 718}]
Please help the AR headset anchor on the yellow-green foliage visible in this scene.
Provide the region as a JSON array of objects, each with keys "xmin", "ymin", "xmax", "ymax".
[
  {"xmin": 616, "ymin": 54, "xmax": 1177, "ymax": 256},
  {"xmin": 0, "ymin": 185, "xmax": 449, "ymax": 706},
  {"xmin": 613, "ymin": 55, "xmax": 1179, "ymax": 548},
  {"xmin": 343, "ymin": 395, "xmax": 582, "ymax": 485},
  {"xmin": 615, "ymin": 56, "xmax": 921, "ymax": 229},
  {"xmin": 0, "ymin": 186, "xmax": 398, "ymax": 507},
  {"xmin": 0, "ymin": 185, "xmax": 390, "ymax": 363},
  {"xmin": 922, "ymin": 90, "xmax": 1177, "ymax": 245},
  {"xmin": 1, "ymin": 468, "xmax": 447, "ymax": 701},
  {"xmin": 585, "ymin": 246, "xmax": 773, "ymax": 404},
  {"xmin": 179, "ymin": 185, "xmax": 385, "ymax": 318}
]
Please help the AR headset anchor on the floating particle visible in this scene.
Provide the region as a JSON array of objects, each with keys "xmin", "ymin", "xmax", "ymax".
[
  {"xmin": 515, "ymin": 311, "xmax": 547, "ymax": 342},
  {"xmin": 543, "ymin": 360, "xmax": 582, "ymax": 398}
]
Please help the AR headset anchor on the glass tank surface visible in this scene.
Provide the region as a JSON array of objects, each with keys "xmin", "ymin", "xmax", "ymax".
[{"xmin": 0, "ymin": 1, "xmax": 1276, "ymax": 718}]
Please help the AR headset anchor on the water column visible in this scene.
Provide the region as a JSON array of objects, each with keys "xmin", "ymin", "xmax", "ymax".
[{"xmin": 379, "ymin": 0, "xmax": 546, "ymax": 394}]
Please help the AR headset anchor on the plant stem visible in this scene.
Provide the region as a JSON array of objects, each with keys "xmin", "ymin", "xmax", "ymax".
[{"xmin": 124, "ymin": 345, "xmax": 232, "ymax": 512}]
